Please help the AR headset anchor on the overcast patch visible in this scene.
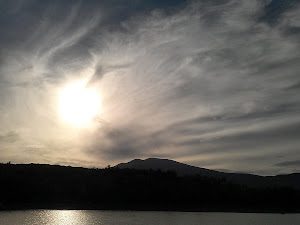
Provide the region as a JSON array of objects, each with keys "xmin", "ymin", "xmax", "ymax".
[{"xmin": 276, "ymin": 160, "xmax": 300, "ymax": 167}]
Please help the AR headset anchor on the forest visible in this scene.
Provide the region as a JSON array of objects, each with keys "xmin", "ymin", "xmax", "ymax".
[{"xmin": 0, "ymin": 163, "xmax": 299, "ymax": 212}]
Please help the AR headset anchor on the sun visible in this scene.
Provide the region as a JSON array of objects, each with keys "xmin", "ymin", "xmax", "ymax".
[{"xmin": 59, "ymin": 82, "xmax": 101, "ymax": 127}]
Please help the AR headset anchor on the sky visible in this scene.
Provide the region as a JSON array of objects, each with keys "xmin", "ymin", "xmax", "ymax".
[{"xmin": 0, "ymin": 0, "xmax": 300, "ymax": 175}]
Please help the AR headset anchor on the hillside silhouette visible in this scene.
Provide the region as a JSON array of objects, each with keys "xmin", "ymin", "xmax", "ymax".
[
  {"xmin": 117, "ymin": 158, "xmax": 300, "ymax": 190},
  {"xmin": 0, "ymin": 160, "xmax": 299, "ymax": 212}
]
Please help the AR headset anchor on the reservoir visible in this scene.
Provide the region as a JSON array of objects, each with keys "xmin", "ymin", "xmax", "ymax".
[{"xmin": 0, "ymin": 210, "xmax": 299, "ymax": 225}]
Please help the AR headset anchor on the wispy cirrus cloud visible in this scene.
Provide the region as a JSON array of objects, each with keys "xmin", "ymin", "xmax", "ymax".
[{"xmin": 0, "ymin": 0, "xmax": 299, "ymax": 175}]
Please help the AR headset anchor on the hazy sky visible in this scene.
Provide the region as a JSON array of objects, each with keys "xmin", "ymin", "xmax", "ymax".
[{"xmin": 1, "ymin": 0, "xmax": 300, "ymax": 175}]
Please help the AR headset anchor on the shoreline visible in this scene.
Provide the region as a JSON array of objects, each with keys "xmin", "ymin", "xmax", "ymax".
[{"xmin": 1, "ymin": 204, "xmax": 299, "ymax": 214}]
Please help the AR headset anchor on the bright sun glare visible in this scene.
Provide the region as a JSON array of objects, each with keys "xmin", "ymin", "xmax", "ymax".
[{"xmin": 59, "ymin": 82, "xmax": 101, "ymax": 127}]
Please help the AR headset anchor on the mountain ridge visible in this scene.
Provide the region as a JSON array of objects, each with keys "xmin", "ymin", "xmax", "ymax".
[
  {"xmin": 1, "ymin": 161, "xmax": 300, "ymax": 212},
  {"xmin": 116, "ymin": 158, "xmax": 300, "ymax": 190}
]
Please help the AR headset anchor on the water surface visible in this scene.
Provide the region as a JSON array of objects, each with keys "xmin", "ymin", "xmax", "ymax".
[{"xmin": 0, "ymin": 210, "xmax": 299, "ymax": 225}]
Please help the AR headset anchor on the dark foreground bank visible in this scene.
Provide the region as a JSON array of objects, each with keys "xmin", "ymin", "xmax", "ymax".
[{"xmin": 1, "ymin": 163, "xmax": 299, "ymax": 212}]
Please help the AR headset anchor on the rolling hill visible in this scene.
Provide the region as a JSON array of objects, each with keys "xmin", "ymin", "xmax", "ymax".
[{"xmin": 116, "ymin": 158, "xmax": 300, "ymax": 190}]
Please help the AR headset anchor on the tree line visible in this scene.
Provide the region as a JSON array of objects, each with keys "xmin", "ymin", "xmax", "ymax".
[{"xmin": 0, "ymin": 163, "xmax": 299, "ymax": 212}]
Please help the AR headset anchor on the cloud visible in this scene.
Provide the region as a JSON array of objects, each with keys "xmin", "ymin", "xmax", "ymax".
[
  {"xmin": 276, "ymin": 160, "xmax": 300, "ymax": 167},
  {"xmin": 0, "ymin": 0, "xmax": 300, "ymax": 175},
  {"xmin": 0, "ymin": 131, "xmax": 19, "ymax": 143}
]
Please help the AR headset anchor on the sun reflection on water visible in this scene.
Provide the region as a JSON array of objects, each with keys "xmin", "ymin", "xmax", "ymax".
[
  {"xmin": 53, "ymin": 210, "xmax": 82, "ymax": 225},
  {"xmin": 26, "ymin": 210, "xmax": 91, "ymax": 225}
]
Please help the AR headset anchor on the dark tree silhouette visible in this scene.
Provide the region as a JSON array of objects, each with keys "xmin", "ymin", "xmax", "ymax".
[{"xmin": 0, "ymin": 163, "xmax": 299, "ymax": 212}]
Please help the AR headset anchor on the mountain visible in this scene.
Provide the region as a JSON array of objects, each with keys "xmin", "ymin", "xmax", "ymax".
[
  {"xmin": 116, "ymin": 158, "xmax": 220, "ymax": 176},
  {"xmin": 116, "ymin": 158, "xmax": 300, "ymax": 190},
  {"xmin": 1, "ymin": 162, "xmax": 300, "ymax": 212}
]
